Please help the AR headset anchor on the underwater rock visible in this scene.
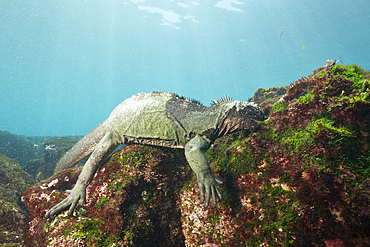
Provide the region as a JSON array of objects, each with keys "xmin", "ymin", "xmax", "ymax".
[
  {"xmin": 21, "ymin": 62, "xmax": 370, "ymax": 246},
  {"xmin": 23, "ymin": 137, "xmax": 84, "ymax": 183},
  {"xmin": 190, "ymin": 62, "xmax": 370, "ymax": 246},
  {"xmin": 248, "ymin": 86, "xmax": 288, "ymax": 116},
  {"xmin": 23, "ymin": 159, "xmax": 45, "ymax": 183},
  {"xmin": 22, "ymin": 145, "xmax": 190, "ymax": 246},
  {"xmin": 0, "ymin": 153, "xmax": 34, "ymax": 245},
  {"xmin": 0, "ymin": 130, "xmax": 43, "ymax": 168}
]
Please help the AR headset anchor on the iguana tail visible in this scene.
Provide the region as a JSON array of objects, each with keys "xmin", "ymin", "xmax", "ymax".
[{"xmin": 54, "ymin": 122, "xmax": 108, "ymax": 173}]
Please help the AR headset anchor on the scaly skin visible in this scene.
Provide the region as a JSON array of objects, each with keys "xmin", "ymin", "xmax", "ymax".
[{"xmin": 45, "ymin": 92, "xmax": 264, "ymax": 219}]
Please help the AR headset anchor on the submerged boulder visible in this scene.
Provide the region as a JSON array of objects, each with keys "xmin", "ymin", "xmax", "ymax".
[
  {"xmin": 21, "ymin": 62, "xmax": 370, "ymax": 246},
  {"xmin": 22, "ymin": 145, "xmax": 191, "ymax": 246},
  {"xmin": 248, "ymin": 86, "xmax": 288, "ymax": 116},
  {"xmin": 0, "ymin": 131, "xmax": 43, "ymax": 168},
  {"xmin": 23, "ymin": 137, "xmax": 84, "ymax": 183}
]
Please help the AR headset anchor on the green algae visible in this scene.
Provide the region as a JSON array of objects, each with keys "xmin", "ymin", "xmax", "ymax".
[
  {"xmin": 271, "ymin": 100, "xmax": 287, "ymax": 113},
  {"xmin": 63, "ymin": 218, "xmax": 118, "ymax": 247},
  {"xmin": 297, "ymin": 92, "xmax": 314, "ymax": 104}
]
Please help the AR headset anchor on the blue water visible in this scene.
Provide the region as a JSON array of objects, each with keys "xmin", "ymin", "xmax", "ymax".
[{"xmin": 1, "ymin": 0, "xmax": 369, "ymax": 136}]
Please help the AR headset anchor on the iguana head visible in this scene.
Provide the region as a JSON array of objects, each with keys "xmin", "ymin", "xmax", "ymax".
[{"xmin": 213, "ymin": 100, "xmax": 264, "ymax": 138}]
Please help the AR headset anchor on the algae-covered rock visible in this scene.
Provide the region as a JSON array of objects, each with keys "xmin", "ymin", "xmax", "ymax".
[
  {"xmin": 23, "ymin": 159, "xmax": 45, "ymax": 183},
  {"xmin": 22, "ymin": 145, "xmax": 191, "ymax": 246},
  {"xmin": 248, "ymin": 86, "xmax": 288, "ymax": 116},
  {"xmin": 182, "ymin": 62, "xmax": 370, "ymax": 246},
  {"xmin": 21, "ymin": 62, "xmax": 370, "ymax": 246},
  {"xmin": 0, "ymin": 153, "xmax": 34, "ymax": 245}
]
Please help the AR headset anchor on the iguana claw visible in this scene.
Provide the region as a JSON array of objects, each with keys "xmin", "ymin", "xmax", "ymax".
[
  {"xmin": 45, "ymin": 183, "xmax": 86, "ymax": 219},
  {"xmin": 197, "ymin": 172, "xmax": 223, "ymax": 208}
]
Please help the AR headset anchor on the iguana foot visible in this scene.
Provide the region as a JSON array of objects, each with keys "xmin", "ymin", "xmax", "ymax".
[
  {"xmin": 197, "ymin": 172, "xmax": 223, "ymax": 208},
  {"xmin": 45, "ymin": 182, "xmax": 86, "ymax": 219}
]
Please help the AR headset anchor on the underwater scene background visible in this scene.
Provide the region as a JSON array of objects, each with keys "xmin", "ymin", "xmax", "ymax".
[
  {"xmin": 1, "ymin": 1, "xmax": 370, "ymax": 246},
  {"xmin": 1, "ymin": 0, "xmax": 369, "ymax": 136}
]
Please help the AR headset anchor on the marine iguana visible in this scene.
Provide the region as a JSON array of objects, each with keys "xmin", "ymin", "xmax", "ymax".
[{"xmin": 45, "ymin": 91, "xmax": 264, "ymax": 218}]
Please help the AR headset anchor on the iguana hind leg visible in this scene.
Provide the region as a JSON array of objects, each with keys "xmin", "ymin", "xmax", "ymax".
[{"xmin": 45, "ymin": 131, "xmax": 119, "ymax": 218}]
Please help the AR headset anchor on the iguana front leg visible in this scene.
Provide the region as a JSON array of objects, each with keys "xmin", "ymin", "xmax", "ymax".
[
  {"xmin": 185, "ymin": 135, "xmax": 223, "ymax": 208},
  {"xmin": 45, "ymin": 131, "xmax": 119, "ymax": 218}
]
